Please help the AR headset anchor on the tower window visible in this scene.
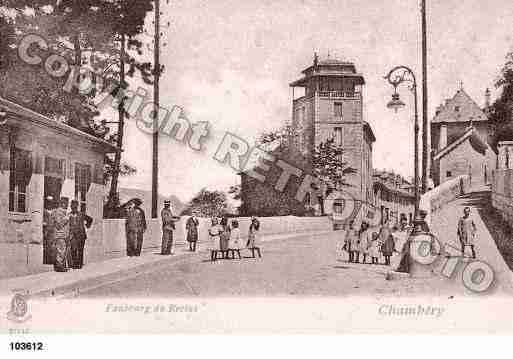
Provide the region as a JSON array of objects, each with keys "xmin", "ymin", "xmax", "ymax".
[
  {"xmin": 334, "ymin": 127, "xmax": 342, "ymax": 146},
  {"xmin": 334, "ymin": 102, "xmax": 343, "ymax": 118},
  {"xmin": 455, "ymin": 106, "xmax": 460, "ymax": 112}
]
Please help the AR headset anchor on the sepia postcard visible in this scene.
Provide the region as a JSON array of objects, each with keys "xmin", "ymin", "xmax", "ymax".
[{"xmin": 2, "ymin": 0, "xmax": 513, "ymax": 340}]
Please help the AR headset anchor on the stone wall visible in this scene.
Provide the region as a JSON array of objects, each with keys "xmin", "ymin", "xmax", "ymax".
[
  {"xmin": 420, "ymin": 175, "xmax": 470, "ymax": 226},
  {"xmin": 492, "ymin": 169, "xmax": 513, "ymax": 227},
  {"xmin": 102, "ymin": 215, "xmax": 333, "ymax": 255}
]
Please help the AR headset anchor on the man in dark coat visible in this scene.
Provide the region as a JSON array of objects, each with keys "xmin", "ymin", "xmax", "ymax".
[
  {"xmin": 161, "ymin": 200, "xmax": 177, "ymax": 255},
  {"xmin": 186, "ymin": 212, "xmax": 199, "ymax": 252},
  {"xmin": 125, "ymin": 199, "xmax": 147, "ymax": 256},
  {"xmin": 69, "ymin": 199, "xmax": 93, "ymax": 269}
]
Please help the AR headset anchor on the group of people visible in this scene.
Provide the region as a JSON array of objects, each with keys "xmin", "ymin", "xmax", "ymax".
[
  {"xmin": 341, "ymin": 206, "xmax": 479, "ymax": 266},
  {"xmin": 43, "ymin": 196, "xmax": 93, "ymax": 272},
  {"xmin": 342, "ymin": 217, "xmax": 411, "ymax": 266},
  {"xmin": 124, "ymin": 199, "xmax": 262, "ymax": 261},
  {"xmin": 207, "ymin": 216, "xmax": 261, "ymax": 261}
]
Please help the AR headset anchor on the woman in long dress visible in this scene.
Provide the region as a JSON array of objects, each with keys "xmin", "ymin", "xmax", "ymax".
[
  {"xmin": 219, "ymin": 216, "xmax": 231, "ymax": 259},
  {"xmin": 51, "ymin": 197, "xmax": 70, "ymax": 272},
  {"xmin": 358, "ymin": 222, "xmax": 371, "ymax": 264},
  {"xmin": 208, "ymin": 218, "xmax": 223, "ymax": 261}
]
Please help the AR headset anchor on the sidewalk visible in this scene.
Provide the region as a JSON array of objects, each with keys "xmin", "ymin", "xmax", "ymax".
[
  {"xmin": 430, "ymin": 190, "xmax": 513, "ymax": 294},
  {"xmin": 0, "ymin": 229, "xmax": 334, "ymax": 299}
]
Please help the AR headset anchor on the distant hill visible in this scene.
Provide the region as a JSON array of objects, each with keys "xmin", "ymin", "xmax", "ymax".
[{"xmin": 118, "ymin": 187, "xmax": 185, "ymax": 216}]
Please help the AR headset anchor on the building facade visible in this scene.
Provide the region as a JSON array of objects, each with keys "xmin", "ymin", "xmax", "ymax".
[
  {"xmin": 372, "ymin": 170, "xmax": 415, "ymax": 226},
  {"xmin": 431, "ymin": 88, "xmax": 496, "ymax": 187},
  {"xmin": 0, "ymin": 97, "xmax": 118, "ymax": 271}
]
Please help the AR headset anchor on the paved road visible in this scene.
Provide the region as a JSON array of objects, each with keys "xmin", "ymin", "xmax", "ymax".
[{"xmin": 81, "ymin": 205, "xmax": 513, "ymax": 298}]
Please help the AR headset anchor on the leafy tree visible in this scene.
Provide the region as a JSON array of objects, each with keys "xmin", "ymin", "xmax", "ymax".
[
  {"xmin": 257, "ymin": 127, "xmax": 356, "ymax": 190},
  {"xmin": 181, "ymin": 189, "xmax": 229, "ymax": 218},
  {"xmin": 312, "ymin": 138, "xmax": 356, "ymax": 190},
  {"xmin": 490, "ymin": 51, "xmax": 513, "ymax": 149},
  {"xmin": 1, "ymin": 1, "xmax": 155, "ymax": 217}
]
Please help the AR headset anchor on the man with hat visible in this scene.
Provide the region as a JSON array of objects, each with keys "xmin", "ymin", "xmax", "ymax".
[
  {"xmin": 160, "ymin": 200, "xmax": 178, "ymax": 255},
  {"xmin": 125, "ymin": 198, "xmax": 147, "ymax": 256},
  {"xmin": 69, "ymin": 199, "xmax": 93, "ymax": 269}
]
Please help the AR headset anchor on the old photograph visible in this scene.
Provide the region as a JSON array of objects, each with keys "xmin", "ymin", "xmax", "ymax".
[{"xmin": 1, "ymin": 0, "xmax": 513, "ymax": 338}]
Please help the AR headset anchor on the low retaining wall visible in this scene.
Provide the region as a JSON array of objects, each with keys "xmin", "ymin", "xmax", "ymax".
[
  {"xmin": 102, "ymin": 215, "xmax": 333, "ymax": 255},
  {"xmin": 492, "ymin": 169, "xmax": 513, "ymax": 227},
  {"xmin": 420, "ymin": 175, "xmax": 470, "ymax": 226}
]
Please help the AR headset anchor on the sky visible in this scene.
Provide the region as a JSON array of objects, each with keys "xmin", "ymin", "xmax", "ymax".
[{"xmin": 117, "ymin": 0, "xmax": 513, "ymax": 202}]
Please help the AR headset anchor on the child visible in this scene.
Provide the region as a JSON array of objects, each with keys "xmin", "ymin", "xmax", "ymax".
[
  {"xmin": 247, "ymin": 216, "xmax": 262, "ymax": 258},
  {"xmin": 381, "ymin": 226, "xmax": 396, "ymax": 266},
  {"xmin": 229, "ymin": 220, "xmax": 242, "ymax": 259},
  {"xmin": 358, "ymin": 222, "xmax": 371, "ymax": 264},
  {"xmin": 345, "ymin": 221, "xmax": 359, "ymax": 263},
  {"xmin": 208, "ymin": 217, "xmax": 223, "ymax": 261},
  {"xmin": 369, "ymin": 232, "xmax": 380, "ymax": 264}
]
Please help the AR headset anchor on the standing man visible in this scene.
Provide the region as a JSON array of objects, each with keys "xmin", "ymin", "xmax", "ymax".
[
  {"xmin": 51, "ymin": 197, "xmax": 71, "ymax": 272},
  {"xmin": 69, "ymin": 199, "xmax": 93, "ymax": 269},
  {"xmin": 160, "ymin": 200, "xmax": 176, "ymax": 255},
  {"xmin": 125, "ymin": 199, "xmax": 147, "ymax": 256},
  {"xmin": 186, "ymin": 211, "xmax": 200, "ymax": 252},
  {"xmin": 458, "ymin": 207, "xmax": 477, "ymax": 258}
]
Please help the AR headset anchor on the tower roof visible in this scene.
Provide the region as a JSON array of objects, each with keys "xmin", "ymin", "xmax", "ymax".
[
  {"xmin": 432, "ymin": 89, "xmax": 489, "ymax": 123},
  {"xmin": 290, "ymin": 56, "xmax": 365, "ymax": 87}
]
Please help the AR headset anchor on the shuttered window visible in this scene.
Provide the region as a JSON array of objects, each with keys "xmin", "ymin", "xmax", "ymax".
[
  {"xmin": 75, "ymin": 163, "xmax": 92, "ymax": 213},
  {"xmin": 9, "ymin": 148, "xmax": 32, "ymax": 213}
]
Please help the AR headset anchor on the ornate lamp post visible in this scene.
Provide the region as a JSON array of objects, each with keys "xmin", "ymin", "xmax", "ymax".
[{"xmin": 385, "ymin": 66, "xmax": 433, "ymax": 275}]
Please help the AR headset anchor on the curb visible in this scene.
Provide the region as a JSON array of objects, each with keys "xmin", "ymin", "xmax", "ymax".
[{"xmin": 3, "ymin": 229, "xmax": 336, "ymax": 299}]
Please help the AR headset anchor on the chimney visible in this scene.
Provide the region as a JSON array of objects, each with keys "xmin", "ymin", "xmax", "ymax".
[{"xmin": 439, "ymin": 124, "xmax": 447, "ymax": 150}]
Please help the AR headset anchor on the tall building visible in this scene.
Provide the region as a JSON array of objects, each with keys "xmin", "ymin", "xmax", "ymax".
[
  {"xmin": 289, "ymin": 55, "xmax": 375, "ymax": 224},
  {"xmin": 431, "ymin": 88, "xmax": 496, "ymax": 187}
]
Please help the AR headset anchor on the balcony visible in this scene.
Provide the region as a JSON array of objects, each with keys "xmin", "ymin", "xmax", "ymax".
[{"xmin": 318, "ymin": 91, "xmax": 361, "ymax": 99}]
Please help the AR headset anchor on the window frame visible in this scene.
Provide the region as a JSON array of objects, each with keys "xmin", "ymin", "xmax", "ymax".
[
  {"xmin": 8, "ymin": 148, "xmax": 32, "ymax": 214},
  {"xmin": 74, "ymin": 163, "xmax": 92, "ymax": 213}
]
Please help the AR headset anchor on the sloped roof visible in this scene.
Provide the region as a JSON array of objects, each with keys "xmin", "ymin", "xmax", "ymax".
[
  {"xmin": 0, "ymin": 96, "xmax": 119, "ymax": 153},
  {"xmin": 432, "ymin": 89, "xmax": 488, "ymax": 123},
  {"xmin": 433, "ymin": 126, "xmax": 488, "ymax": 160}
]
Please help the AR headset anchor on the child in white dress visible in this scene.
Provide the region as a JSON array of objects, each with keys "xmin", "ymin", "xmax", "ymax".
[
  {"xmin": 208, "ymin": 217, "xmax": 223, "ymax": 261},
  {"xmin": 229, "ymin": 220, "xmax": 242, "ymax": 259},
  {"xmin": 369, "ymin": 232, "xmax": 380, "ymax": 264}
]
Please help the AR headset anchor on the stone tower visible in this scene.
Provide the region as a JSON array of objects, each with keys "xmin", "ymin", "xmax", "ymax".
[{"xmin": 289, "ymin": 54, "xmax": 375, "ymax": 219}]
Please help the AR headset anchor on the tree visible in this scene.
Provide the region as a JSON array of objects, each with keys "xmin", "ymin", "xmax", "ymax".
[
  {"xmin": 257, "ymin": 127, "xmax": 356, "ymax": 190},
  {"xmin": 181, "ymin": 189, "xmax": 229, "ymax": 217},
  {"xmin": 490, "ymin": 51, "xmax": 513, "ymax": 149},
  {"xmin": 312, "ymin": 138, "xmax": 356, "ymax": 190},
  {"xmin": 1, "ymin": 1, "xmax": 155, "ymax": 217}
]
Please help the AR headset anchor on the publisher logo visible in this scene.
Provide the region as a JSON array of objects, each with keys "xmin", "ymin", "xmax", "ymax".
[{"xmin": 6, "ymin": 293, "xmax": 32, "ymax": 323}]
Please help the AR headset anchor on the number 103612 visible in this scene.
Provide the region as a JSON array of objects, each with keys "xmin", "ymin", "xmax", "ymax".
[{"xmin": 9, "ymin": 342, "xmax": 44, "ymax": 351}]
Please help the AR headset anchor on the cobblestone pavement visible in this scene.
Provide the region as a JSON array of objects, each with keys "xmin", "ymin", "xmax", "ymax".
[{"xmin": 81, "ymin": 196, "xmax": 513, "ymax": 298}]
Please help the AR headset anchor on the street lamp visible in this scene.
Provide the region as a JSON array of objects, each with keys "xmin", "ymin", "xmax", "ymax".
[{"xmin": 385, "ymin": 66, "xmax": 433, "ymax": 276}]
